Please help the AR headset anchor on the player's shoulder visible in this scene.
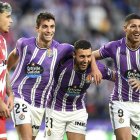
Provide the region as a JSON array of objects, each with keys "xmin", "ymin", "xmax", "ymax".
[
  {"xmin": 51, "ymin": 40, "xmax": 74, "ymax": 49},
  {"xmin": 17, "ymin": 37, "xmax": 35, "ymax": 43},
  {"xmin": 62, "ymin": 57, "xmax": 73, "ymax": 65},
  {"xmin": 104, "ymin": 38, "xmax": 124, "ymax": 49},
  {"xmin": 17, "ymin": 37, "xmax": 35, "ymax": 46},
  {"xmin": 0, "ymin": 35, "xmax": 4, "ymax": 39},
  {"xmin": 59, "ymin": 43, "xmax": 74, "ymax": 48},
  {"xmin": 0, "ymin": 35, "xmax": 5, "ymax": 42}
]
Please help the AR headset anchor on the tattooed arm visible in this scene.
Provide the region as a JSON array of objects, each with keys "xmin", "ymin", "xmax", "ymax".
[{"xmin": 6, "ymin": 70, "xmax": 14, "ymax": 112}]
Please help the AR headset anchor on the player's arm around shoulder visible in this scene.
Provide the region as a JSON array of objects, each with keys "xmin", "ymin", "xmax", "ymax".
[
  {"xmin": 90, "ymin": 50, "xmax": 102, "ymax": 85},
  {"xmin": 59, "ymin": 43, "xmax": 74, "ymax": 62},
  {"xmin": 92, "ymin": 50, "xmax": 102, "ymax": 60},
  {"xmin": 61, "ymin": 43, "xmax": 74, "ymax": 52},
  {"xmin": 95, "ymin": 61, "xmax": 115, "ymax": 82}
]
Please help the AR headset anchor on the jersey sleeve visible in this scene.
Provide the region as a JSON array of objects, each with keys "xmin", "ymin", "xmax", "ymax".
[
  {"xmin": 15, "ymin": 38, "xmax": 25, "ymax": 56},
  {"xmin": 99, "ymin": 41, "xmax": 116, "ymax": 58},
  {"xmin": 96, "ymin": 61, "xmax": 113, "ymax": 80},
  {"xmin": 60, "ymin": 43, "xmax": 74, "ymax": 62}
]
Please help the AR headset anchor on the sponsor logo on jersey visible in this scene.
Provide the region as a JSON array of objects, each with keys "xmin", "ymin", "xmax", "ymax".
[
  {"xmin": 67, "ymin": 86, "xmax": 82, "ymax": 96},
  {"xmin": 124, "ymin": 69, "xmax": 140, "ymax": 80},
  {"xmin": 25, "ymin": 62, "xmax": 44, "ymax": 78}
]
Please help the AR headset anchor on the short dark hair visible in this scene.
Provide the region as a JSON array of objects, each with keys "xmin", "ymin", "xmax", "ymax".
[
  {"xmin": 0, "ymin": 2, "xmax": 12, "ymax": 13},
  {"xmin": 74, "ymin": 40, "xmax": 92, "ymax": 51},
  {"xmin": 36, "ymin": 12, "xmax": 55, "ymax": 27},
  {"xmin": 125, "ymin": 13, "xmax": 140, "ymax": 22}
]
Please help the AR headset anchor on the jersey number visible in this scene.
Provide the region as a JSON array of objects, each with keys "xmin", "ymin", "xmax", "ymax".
[
  {"xmin": 15, "ymin": 103, "xmax": 27, "ymax": 114},
  {"xmin": 118, "ymin": 109, "xmax": 124, "ymax": 117},
  {"xmin": 46, "ymin": 117, "xmax": 53, "ymax": 128}
]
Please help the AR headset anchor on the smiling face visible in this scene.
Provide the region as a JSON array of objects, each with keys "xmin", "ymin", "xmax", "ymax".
[
  {"xmin": 73, "ymin": 48, "xmax": 92, "ymax": 72},
  {"xmin": 124, "ymin": 19, "xmax": 140, "ymax": 44},
  {"xmin": 36, "ymin": 19, "xmax": 55, "ymax": 44}
]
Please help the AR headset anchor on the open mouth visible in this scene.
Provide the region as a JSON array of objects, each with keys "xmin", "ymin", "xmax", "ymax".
[
  {"xmin": 133, "ymin": 34, "xmax": 140, "ymax": 38},
  {"xmin": 81, "ymin": 65, "xmax": 87, "ymax": 69}
]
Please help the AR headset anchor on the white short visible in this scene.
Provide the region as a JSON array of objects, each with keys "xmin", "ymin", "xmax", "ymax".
[
  {"xmin": 109, "ymin": 101, "xmax": 140, "ymax": 138},
  {"xmin": 44, "ymin": 108, "xmax": 88, "ymax": 140},
  {"xmin": 11, "ymin": 98, "xmax": 45, "ymax": 136}
]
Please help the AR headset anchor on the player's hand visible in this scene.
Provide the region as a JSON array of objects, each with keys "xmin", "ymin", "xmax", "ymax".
[
  {"xmin": 128, "ymin": 78, "xmax": 140, "ymax": 92},
  {"xmin": 91, "ymin": 68, "xmax": 102, "ymax": 85},
  {"xmin": 7, "ymin": 94, "xmax": 14, "ymax": 112},
  {"xmin": 86, "ymin": 74, "xmax": 94, "ymax": 83},
  {"xmin": 0, "ymin": 99, "xmax": 10, "ymax": 118}
]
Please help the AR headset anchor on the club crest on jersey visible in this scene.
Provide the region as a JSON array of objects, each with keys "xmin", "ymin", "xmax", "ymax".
[
  {"xmin": 46, "ymin": 49, "xmax": 53, "ymax": 57},
  {"xmin": 47, "ymin": 129, "xmax": 51, "ymax": 136},
  {"xmin": 25, "ymin": 62, "xmax": 44, "ymax": 78},
  {"xmin": 19, "ymin": 113, "xmax": 25, "ymax": 120},
  {"xmin": 124, "ymin": 69, "xmax": 140, "ymax": 80},
  {"xmin": 119, "ymin": 118, "xmax": 124, "ymax": 123}
]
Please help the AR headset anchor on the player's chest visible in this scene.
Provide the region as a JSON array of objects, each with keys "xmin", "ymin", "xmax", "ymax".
[{"xmin": 60, "ymin": 70, "xmax": 90, "ymax": 92}]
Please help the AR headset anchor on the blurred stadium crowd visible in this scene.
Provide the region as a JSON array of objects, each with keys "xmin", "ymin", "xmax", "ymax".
[{"xmin": 3, "ymin": 0, "xmax": 140, "ymax": 120}]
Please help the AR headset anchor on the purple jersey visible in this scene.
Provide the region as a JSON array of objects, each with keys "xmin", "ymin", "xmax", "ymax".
[
  {"xmin": 100, "ymin": 37, "xmax": 140, "ymax": 102},
  {"xmin": 11, "ymin": 37, "xmax": 73, "ymax": 108},
  {"xmin": 46, "ymin": 59, "xmax": 113, "ymax": 111}
]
